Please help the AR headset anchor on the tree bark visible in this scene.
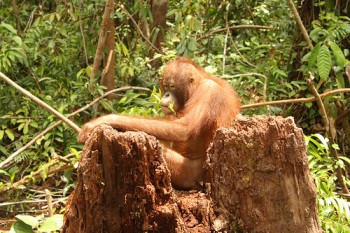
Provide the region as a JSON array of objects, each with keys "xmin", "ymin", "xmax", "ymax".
[
  {"xmin": 151, "ymin": 0, "xmax": 168, "ymax": 50},
  {"xmin": 205, "ymin": 115, "xmax": 322, "ymax": 232},
  {"xmin": 100, "ymin": 14, "xmax": 116, "ymax": 99},
  {"xmin": 62, "ymin": 116, "xmax": 322, "ymax": 232},
  {"xmin": 90, "ymin": 0, "xmax": 114, "ymax": 85}
]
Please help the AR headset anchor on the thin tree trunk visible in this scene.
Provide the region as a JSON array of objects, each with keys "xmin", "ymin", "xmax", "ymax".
[
  {"xmin": 90, "ymin": 0, "xmax": 114, "ymax": 85},
  {"xmin": 100, "ymin": 13, "xmax": 116, "ymax": 99},
  {"xmin": 151, "ymin": 0, "xmax": 168, "ymax": 50}
]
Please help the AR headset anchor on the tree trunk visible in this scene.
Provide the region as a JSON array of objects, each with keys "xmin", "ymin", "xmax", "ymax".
[
  {"xmin": 151, "ymin": 0, "xmax": 168, "ymax": 50},
  {"xmin": 62, "ymin": 116, "xmax": 322, "ymax": 232},
  {"xmin": 100, "ymin": 13, "xmax": 116, "ymax": 99},
  {"xmin": 89, "ymin": 0, "xmax": 114, "ymax": 85},
  {"xmin": 205, "ymin": 115, "xmax": 322, "ymax": 232}
]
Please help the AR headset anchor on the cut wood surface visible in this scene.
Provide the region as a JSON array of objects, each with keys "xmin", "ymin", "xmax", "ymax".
[{"xmin": 62, "ymin": 116, "xmax": 322, "ymax": 233}]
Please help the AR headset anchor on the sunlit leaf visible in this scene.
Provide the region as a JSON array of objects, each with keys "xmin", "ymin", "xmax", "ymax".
[
  {"xmin": 15, "ymin": 215, "xmax": 38, "ymax": 227},
  {"xmin": 86, "ymin": 66, "xmax": 92, "ymax": 77},
  {"xmin": 331, "ymin": 143, "xmax": 340, "ymax": 150},
  {"xmin": 317, "ymin": 45, "xmax": 332, "ymax": 81},
  {"xmin": 0, "ymin": 130, "xmax": 4, "ymax": 140},
  {"xmin": 12, "ymin": 36, "xmax": 22, "ymax": 46},
  {"xmin": 5, "ymin": 129, "xmax": 15, "ymax": 141},
  {"xmin": 38, "ymin": 214, "xmax": 63, "ymax": 232},
  {"xmin": 187, "ymin": 38, "xmax": 197, "ymax": 51},
  {"xmin": 0, "ymin": 169, "xmax": 9, "ymax": 176},
  {"xmin": 1, "ymin": 22, "xmax": 17, "ymax": 34},
  {"xmin": 320, "ymin": 181, "xmax": 330, "ymax": 195},
  {"xmin": 10, "ymin": 220, "xmax": 33, "ymax": 233},
  {"xmin": 339, "ymin": 156, "xmax": 350, "ymax": 165},
  {"xmin": 328, "ymin": 41, "xmax": 346, "ymax": 68},
  {"xmin": 308, "ymin": 43, "xmax": 320, "ymax": 70}
]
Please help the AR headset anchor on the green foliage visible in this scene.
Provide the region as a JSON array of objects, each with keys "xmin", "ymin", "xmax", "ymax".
[
  {"xmin": 306, "ymin": 134, "xmax": 350, "ymax": 232},
  {"xmin": 302, "ymin": 12, "xmax": 350, "ymax": 82},
  {"xmin": 0, "ymin": 22, "xmax": 28, "ymax": 72},
  {"xmin": 101, "ymin": 88, "xmax": 163, "ymax": 117},
  {"xmin": 0, "ymin": 1, "xmax": 349, "ymax": 231},
  {"xmin": 317, "ymin": 45, "xmax": 332, "ymax": 81},
  {"xmin": 11, "ymin": 214, "xmax": 63, "ymax": 233},
  {"xmin": 298, "ymin": 8, "xmax": 350, "ymax": 147}
]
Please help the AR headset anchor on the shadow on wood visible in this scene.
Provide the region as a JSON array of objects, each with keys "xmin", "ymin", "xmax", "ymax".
[{"xmin": 62, "ymin": 116, "xmax": 322, "ymax": 232}]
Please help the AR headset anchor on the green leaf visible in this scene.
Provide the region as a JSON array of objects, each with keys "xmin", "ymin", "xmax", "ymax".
[
  {"xmin": 336, "ymin": 72, "xmax": 346, "ymax": 88},
  {"xmin": 23, "ymin": 123, "xmax": 29, "ymax": 134},
  {"xmin": 18, "ymin": 123, "xmax": 25, "ymax": 131},
  {"xmin": 317, "ymin": 45, "xmax": 332, "ymax": 81},
  {"xmin": 121, "ymin": 65, "xmax": 128, "ymax": 77},
  {"xmin": 310, "ymin": 27, "xmax": 328, "ymax": 42},
  {"xmin": 0, "ymin": 130, "xmax": 4, "ymax": 140},
  {"xmin": 10, "ymin": 220, "xmax": 33, "ymax": 233},
  {"xmin": 48, "ymin": 40, "xmax": 55, "ymax": 48},
  {"xmin": 305, "ymin": 102, "xmax": 313, "ymax": 109},
  {"xmin": 43, "ymin": 140, "xmax": 51, "ymax": 149},
  {"xmin": 320, "ymin": 181, "xmax": 330, "ymax": 195},
  {"xmin": 85, "ymin": 66, "xmax": 92, "ymax": 77},
  {"xmin": 308, "ymin": 43, "xmax": 320, "ymax": 70},
  {"xmin": 313, "ymin": 134, "xmax": 329, "ymax": 149},
  {"xmin": 5, "ymin": 129, "xmax": 15, "ymax": 141},
  {"xmin": 121, "ymin": 42, "xmax": 129, "ymax": 57},
  {"xmin": 128, "ymin": 66, "xmax": 134, "ymax": 77},
  {"xmin": 40, "ymin": 165, "xmax": 49, "ymax": 180},
  {"xmin": 328, "ymin": 41, "xmax": 346, "ymax": 68},
  {"xmin": 187, "ymin": 38, "xmax": 197, "ymax": 52},
  {"xmin": 0, "ymin": 169, "xmax": 10, "ymax": 176},
  {"xmin": 15, "ymin": 215, "xmax": 38, "ymax": 227},
  {"xmin": 331, "ymin": 143, "xmax": 340, "ymax": 150},
  {"xmin": 30, "ymin": 121, "xmax": 39, "ymax": 128},
  {"xmin": 340, "ymin": 156, "xmax": 350, "ymax": 165},
  {"xmin": 77, "ymin": 68, "xmax": 85, "ymax": 78},
  {"xmin": 1, "ymin": 22, "xmax": 17, "ymax": 34},
  {"xmin": 177, "ymin": 42, "xmax": 187, "ymax": 54},
  {"xmin": 70, "ymin": 147, "xmax": 81, "ymax": 159},
  {"xmin": 12, "ymin": 36, "xmax": 22, "ymax": 46},
  {"xmin": 38, "ymin": 214, "xmax": 63, "ymax": 232}
]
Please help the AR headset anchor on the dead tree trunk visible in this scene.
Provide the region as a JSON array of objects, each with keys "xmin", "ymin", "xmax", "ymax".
[
  {"xmin": 62, "ymin": 116, "xmax": 322, "ymax": 232},
  {"xmin": 205, "ymin": 115, "xmax": 322, "ymax": 232}
]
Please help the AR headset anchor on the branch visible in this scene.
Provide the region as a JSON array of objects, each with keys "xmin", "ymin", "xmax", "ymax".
[
  {"xmin": 0, "ymin": 86, "xmax": 151, "ymax": 190},
  {"xmin": 119, "ymin": 5, "xmax": 161, "ymax": 53},
  {"xmin": 100, "ymin": 49, "xmax": 114, "ymax": 87},
  {"xmin": 241, "ymin": 88, "xmax": 350, "ymax": 109},
  {"xmin": 307, "ymin": 74, "xmax": 329, "ymax": 134},
  {"xmin": 90, "ymin": 0, "xmax": 114, "ymax": 82},
  {"xmin": 1, "ymin": 163, "xmax": 73, "ymax": 193},
  {"xmin": 0, "ymin": 153, "xmax": 75, "ymax": 193},
  {"xmin": 228, "ymin": 73, "xmax": 268, "ymax": 103},
  {"xmin": 0, "ymin": 197, "xmax": 68, "ymax": 207},
  {"xmin": 0, "ymin": 72, "xmax": 81, "ymax": 133},
  {"xmin": 228, "ymin": 32, "xmax": 256, "ymax": 67},
  {"xmin": 78, "ymin": 0, "xmax": 89, "ymax": 66},
  {"xmin": 198, "ymin": 25, "xmax": 272, "ymax": 40},
  {"xmin": 287, "ymin": 0, "xmax": 313, "ymax": 49},
  {"xmin": 0, "ymin": 86, "xmax": 151, "ymax": 169},
  {"xmin": 307, "ymin": 73, "xmax": 350, "ymax": 196}
]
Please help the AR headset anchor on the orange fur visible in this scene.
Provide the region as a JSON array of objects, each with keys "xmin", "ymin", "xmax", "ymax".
[{"xmin": 78, "ymin": 57, "xmax": 240, "ymax": 189}]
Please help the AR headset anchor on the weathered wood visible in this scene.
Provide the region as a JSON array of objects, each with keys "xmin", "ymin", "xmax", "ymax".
[
  {"xmin": 205, "ymin": 115, "xmax": 322, "ymax": 232},
  {"xmin": 62, "ymin": 125, "xmax": 210, "ymax": 232},
  {"xmin": 62, "ymin": 116, "xmax": 322, "ymax": 232}
]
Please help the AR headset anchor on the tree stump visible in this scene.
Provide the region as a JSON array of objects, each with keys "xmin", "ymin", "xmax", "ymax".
[
  {"xmin": 62, "ymin": 116, "xmax": 322, "ymax": 232},
  {"xmin": 205, "ymin": 115, "xmax": 322, "ymax": 232}
]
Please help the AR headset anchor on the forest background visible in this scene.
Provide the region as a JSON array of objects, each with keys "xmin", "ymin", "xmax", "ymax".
[{"xmin": 0, "ymin": 0, "xmax": 350, "ymax": 232}]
